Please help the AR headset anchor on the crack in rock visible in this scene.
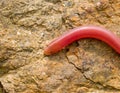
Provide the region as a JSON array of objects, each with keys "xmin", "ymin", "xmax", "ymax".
[{"xmin": 65, "ymin": 53, "xmax": 120, "ymax": 91}]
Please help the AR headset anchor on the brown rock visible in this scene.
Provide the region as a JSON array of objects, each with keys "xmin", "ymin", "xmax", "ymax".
[{"xmin": 0, "ymin": 0, "xmax": 120, "ymax": 93}]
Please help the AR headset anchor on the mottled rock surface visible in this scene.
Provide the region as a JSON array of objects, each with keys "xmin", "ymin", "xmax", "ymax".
[{"xmin": 0, "ymin": 0, "xmax": 120, "ymax": 93}]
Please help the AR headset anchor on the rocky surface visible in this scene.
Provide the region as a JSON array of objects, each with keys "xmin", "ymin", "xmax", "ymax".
[{"xmin": 0, "ymin": 0, "xmax": 120, "ymax": 93}]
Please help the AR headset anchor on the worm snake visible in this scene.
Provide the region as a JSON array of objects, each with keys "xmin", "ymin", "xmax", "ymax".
[{"xmin": 44, "ymin": 26, "xmax": 120, "ymax": 55}]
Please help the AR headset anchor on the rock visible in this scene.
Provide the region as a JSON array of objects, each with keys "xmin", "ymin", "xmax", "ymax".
[{"xmin": 0, "ymin": 0, "xmax": 120, "ymax": 93}]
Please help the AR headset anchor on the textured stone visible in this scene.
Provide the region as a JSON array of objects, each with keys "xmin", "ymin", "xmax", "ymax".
[{"xmin": 0, "ymin": 0, "xmax": 120, "ymax": 93}]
